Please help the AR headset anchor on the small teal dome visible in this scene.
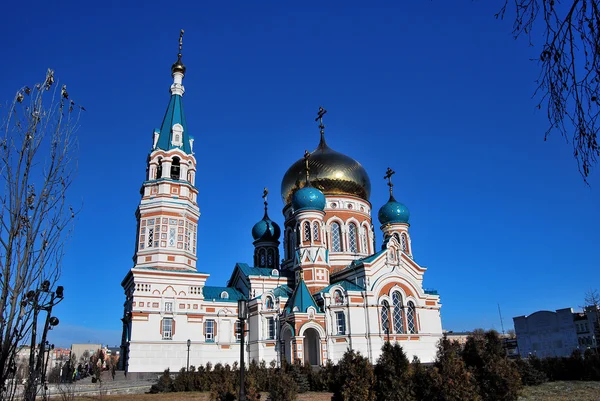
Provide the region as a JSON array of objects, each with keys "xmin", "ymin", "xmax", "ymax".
[
  {"xmin": 378, "ymin": 196, "xmax": 410, "ymax": 225},
  {"xmin": 292, "ymin": 186, "xmax": 326, "ymax": 213},
  {"xmin": 252, "ymin": 214, "xmax": 281, "ymax": 242}
]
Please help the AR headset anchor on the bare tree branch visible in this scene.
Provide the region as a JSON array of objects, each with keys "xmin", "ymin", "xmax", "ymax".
[
  {"xmin": 0, "ymin": 69, "xmax": 81, "ymax": 399},
  {"xmin": 498, "ymin": 0, "xmax": 600, "ymax": 181}
]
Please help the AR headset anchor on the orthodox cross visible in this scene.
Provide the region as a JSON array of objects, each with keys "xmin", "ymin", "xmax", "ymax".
[
  {"xmin": 179, "ymin": 29, "xmax": 185, "ymax": 54},
  {"xmin": 262, "ymin": 187, "xmax": 269, "ymax": 212},
  {"xmin": 303, "ymin": 150, "xmax": 311, "ymax": 184},
  {"xmin": 384, "ymin": 167, "xmax": 395, "ymax": 197},
  {"xmin": 315, "ymin": 106, "xmax": 327, "ymax": 134}
]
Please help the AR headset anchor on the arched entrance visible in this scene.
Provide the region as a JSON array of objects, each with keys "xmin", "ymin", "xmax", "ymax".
[
  {"xmin": 281, "ymin": 327, "xmax": 293, "ymax": 364},
  {"xmin": 303, "ymin": 328, "xmax": 320, "ymax": 366}
]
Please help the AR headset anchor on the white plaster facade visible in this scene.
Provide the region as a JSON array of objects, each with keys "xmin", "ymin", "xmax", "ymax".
[{"xmin": 120, "ymin": 49, "xmax": 443, "ymax": 378}]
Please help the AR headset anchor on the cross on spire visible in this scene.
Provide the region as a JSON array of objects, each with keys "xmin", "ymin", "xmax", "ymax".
[
  {"xmin": 178, "ymin": 29, "xmax": 184, "ymax": 55},
  {"xmin": 303, "ymin": 150, "xmax": 311, "ymax": 185},
  {"xmin": 262, "ymin": 187, "xmax": 269, "ymax": 209},
  {"xmin": 315, "ymin": 106, "xmax": 327, "ymax": 138},
  {"xmin": 384, "ymin": 167, "xmax": 396, "ymax": 197}
]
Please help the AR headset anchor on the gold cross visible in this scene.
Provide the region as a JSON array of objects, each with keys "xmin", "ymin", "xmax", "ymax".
[
  {"xmin": 384, "ymin": 167, "xmax": 395, "ymax": 196},
  {"xmin": 179, "ymin": 29, "xmax": 184, "ymax": 53},
  {"xmin": 303, "ymin": 150, "xmax": 311, "ymax": 184},
  {"xmin": 315, "ymin": 107, "xmax": 327, "ymax": 132}
]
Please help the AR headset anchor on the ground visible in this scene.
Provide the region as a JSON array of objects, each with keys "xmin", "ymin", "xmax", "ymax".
[{"xmin": 72, "ymin": 381, "xmax": 600, "ymax": 401}]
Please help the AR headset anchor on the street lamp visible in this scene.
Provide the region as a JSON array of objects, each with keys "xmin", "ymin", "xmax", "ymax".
[
  {"xmin": 238, "ymin": 299, "xmax": 248, "ymax": 401},
  {"xmin": 23, "ymin": 281, "xmax": 64, "ymax": 401},
  {"xmin": 186, "ymin": 339, "xmax": 191, "ymax": 371}
]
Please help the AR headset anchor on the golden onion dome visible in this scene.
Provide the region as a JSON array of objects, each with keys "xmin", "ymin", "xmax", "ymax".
[{"xmin": 281, "ymin": 135, "xmax": 371, "ymax": 204}]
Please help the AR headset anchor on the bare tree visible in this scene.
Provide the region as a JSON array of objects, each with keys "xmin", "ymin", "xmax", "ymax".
[
  {"xmin": 0, "ymin": 69, "xmax": 81, "ymax": 399},
  {"xmin": 497, "ymin": 0, "xmax": 600, "ymax": 181}
]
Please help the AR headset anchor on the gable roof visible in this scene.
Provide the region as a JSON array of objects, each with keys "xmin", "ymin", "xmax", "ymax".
[
  {"xmin": 272, "ymin": 284, "xmax": 293, "ymax": 298},
  {"xmin": 236, "ymin": 263, "xmax": 277, "ymax": 278},
  {"xmin": 316, "ymin": 279, "xmax": 365, "ymax": 295},
  {"xmin": 202, "ymin": 286, "xmax": 246, "ymax": 303},
  {"xmin": 285, "ymin": 280, "xmax": 320, "ymax": 313}
]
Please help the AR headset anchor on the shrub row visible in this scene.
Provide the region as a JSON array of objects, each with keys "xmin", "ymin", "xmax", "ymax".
[{"xmin": 149, "ymin": 330, "xmax": 600, "ymax": 401}]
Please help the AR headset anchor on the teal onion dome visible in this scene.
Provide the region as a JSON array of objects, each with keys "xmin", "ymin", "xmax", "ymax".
[
  {"xmin": 252, "ymin": 214, "xmax": 281, "ymax": 242},
  {"xmin": 378, "ymin": 196, "xmax": 410, "ymax": 225},
  {"xmin": 292, "ymin": 186, "xmax": 326, "ymax": 213}
]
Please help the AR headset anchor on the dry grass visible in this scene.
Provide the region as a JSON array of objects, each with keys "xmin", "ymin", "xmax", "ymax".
[
  {"xmin": 74, "ymin": 383, "xmax": 600, "ymax": 401},
  {"xmin": 518, "ymin": 381, "xmax": 600, "ymax": 401},
  {"xmin": 76, "ymin": 392, "xmax": 333, "ymax": 401}
]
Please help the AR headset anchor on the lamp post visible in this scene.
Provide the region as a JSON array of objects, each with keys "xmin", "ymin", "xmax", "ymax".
[
  {"xmin": 186, "ymin": 339, "xmax": 191, "ymax": 371},
  {"xmin": 238, "ymin": 299, "xmax": 248, "ymax": 401},
  {"xmin": 24, "ymin": 281, "xmax": 63, "ymax": 401}
]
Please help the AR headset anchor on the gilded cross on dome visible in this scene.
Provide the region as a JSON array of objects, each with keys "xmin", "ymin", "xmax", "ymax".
[
  {"xmin": 384, "ymin": 167, "xmax": 395, "ymax": 197},
  {"xmin": 179, "ymin": 29, "xmax": 184, "ymax": 54},
  {"xmin": 262, "ymin": 187, "xmax": 269, "ymax": 212},
  {"xmin": 303, "ymin": 150, "xmax": 311, "ymax": 185},
  {"xmin": 315, "ymin": 106, "xmax": 327, "ymax": 134}
]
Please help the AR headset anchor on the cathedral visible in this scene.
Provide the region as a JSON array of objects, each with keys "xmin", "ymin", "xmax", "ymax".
[{"xmin": 120, "ymin": 37, "xmax": 443, "ymax": 377}]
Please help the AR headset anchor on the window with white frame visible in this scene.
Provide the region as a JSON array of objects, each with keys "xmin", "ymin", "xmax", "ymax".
[
  {"xmin": 265, "ymin": 296, "xmax": 274, "ymax": 310},
  {"xmin": 407, "ymin": 301, "xmax": 417, "ymax": 333},
  {"xmin": 335, "ymin": 311, "xmax": 346, "ymax": 335},
  {"xmin": 162, "ymin": 318, "xmax": 173, "ymax": 340},
  {"xmin": 313, "ymin": 222, "xmax": 319, "ymax": 241},
  {"xmin": 205, "ymin": 319, "xmax": 215, "ymax": 342},
  {"xmin": 401, "ymin": 234, "xmax": 408, "ymax": 252},
  {"xmin": 165, "ymin": 301, "xmax": 173, "ymax": 313},
  {"xmin": 303, "ymin": 222, "xmax": 311, "ymax": 241},
  {"xmin": 348, "ymin": 223, "xmax": 358, "ymax": 253},
  {"xmin": 381, "ymin": 301, "xmax": 391, "ymax": 334},
  {"xmin": 333, "ymin": 290, "xmax": 344, "ymax": 305},
  {"xmin": 361, "ymin": 226, "xmax": 368, "ymax": 253},
  {"xmin": 331, "ymin": 222, "xmax": 342, "ymax": 252},
  {"xmin": 267, "ymin": 317, "xmax": 276, "ymax": 340},
  {"xmin": 392, "ymin": 292, "xmax": 404, "ymax": 334}
]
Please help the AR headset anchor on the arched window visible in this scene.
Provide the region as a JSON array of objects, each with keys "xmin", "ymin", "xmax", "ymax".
[
  {"xmin": 313, "ymin": 222, "xmax": 319, "ymax": 241},
  {"xmin": 361, "ymin": 225, "xmax": 368, "ymax": 254},
  {"xmin": 303, "ymin": 221, "xmax": 311, "ymax": 241},
  {"xmin": 407, "ymin": 301, "xmax": 417, "ymax": 333},
  {"xmin": 392, "ymin": 291, "xmax": 404, "ymax": 334},
  {"xmin": 401, "ymin": 234, "xmax": 408, "ymax": 252},
  {"xmin": 267, "ymin": 249, "xmax": 274, "ymax": 267},
  {"xmin": 156, "ymin": 158, "xmax": 163, "ymax": 179},
  {"xmin": 259, "ymin": 249, "xmax": 266, "ymax": 267},
  {"xmin": 331, "ymin": 222, "xmax": 342, "ymax": 252},
  {"xmin": 348, "ymin": 223, "xmax": 358, "ymax": 253},
  {"xmin": 381, "ymin": 300, "xmax": 391, "ymax": 334},
  {"xmin": 393, "ymin": 233, "xmax": 400, "ymax": 243},
  {"xmin": 333, "ymin": 290, "xmax": 344, "ymax": 305},
  {"xmin": 170, "ymin": 157, "xmax": 181, "ymax": 180},
  {"xmin": 265, "ymin": 296, "xmax": 274, "ymax": 310}
]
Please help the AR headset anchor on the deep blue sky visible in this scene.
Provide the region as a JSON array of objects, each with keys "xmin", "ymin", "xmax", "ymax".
[{"xmin": 1, "ymin": 1, "xmax": 598, "ymax": 347}]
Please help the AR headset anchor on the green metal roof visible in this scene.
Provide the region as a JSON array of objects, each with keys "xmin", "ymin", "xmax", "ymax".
[
  {"xmin": 236, "ymin": 263, "xmax": 278, "ymax": 277},
  {"xmin": 357, "ymin": 249, "xmax": 386, "ymax": 264},
  {"xmin": 285, "ymin": 281, "xmax": 320, "ymax": 313},
  {"xmin": 272, "ymin": 284, "xmax": 293, "ymax": 298},
  {"xmin": 202, "ymin": 286, "xmax": 246, "ymax": 303},
  {"xmin": 155, "ymin": 94, "xmax": 191, "ymax": 153},
  {"xmin": 316, "ymin": 279, "xmax": 364, "ymax": 295}
]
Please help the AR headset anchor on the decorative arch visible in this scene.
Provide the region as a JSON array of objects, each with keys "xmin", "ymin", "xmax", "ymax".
[
  {"xmin": 361, "ymin": 223, "xmax": 370, "ymax": 254},
  {"xmin": 303, "ymin": 221, "xmax": 311, "ymax": 242},
  {"xmin": 348, "ymin": 222, "xmax": 358, "ymax": 253},
  {"xmin": 330, "ymin": 221, "xmax": 343, "ymax": 252},
  {"xmin": 171, "ymin": 157, "xmax": 181, "ymax": 180},
  {"xmin": 298, "ymin": 321, "xmax": 326, "ymax": 338}
]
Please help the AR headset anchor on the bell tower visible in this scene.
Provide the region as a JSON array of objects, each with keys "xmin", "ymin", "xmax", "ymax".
[{"xmin": 133, "ymin": 30, "xmax": 200, "ymax": 271}]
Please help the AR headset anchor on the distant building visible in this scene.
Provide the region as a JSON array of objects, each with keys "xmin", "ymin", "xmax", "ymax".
[
  {"xmin": 70, "ymin": 344, "xmax": 102, "ymax": 363},
  {"xmin": 513, "ymin": 307, "xmax": 598, "ymax": 358},
  {"xmin": 444, "ymin": 331, "xmax": 471, "ymax": 346}
]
